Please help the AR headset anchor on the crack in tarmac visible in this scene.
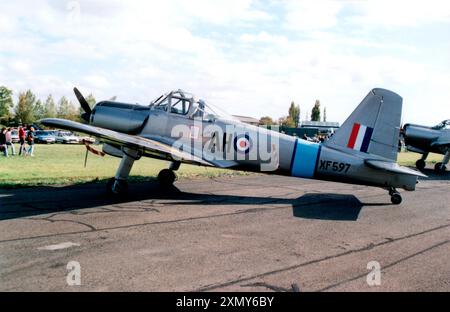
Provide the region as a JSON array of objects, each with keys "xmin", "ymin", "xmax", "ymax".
[
  {"xmin": 240, "ymin": 282, "xmax": 300, "ymax": 292},
  {"xmin": 27, "ymin": 217, "xmax": 97, "ymax": 231}
]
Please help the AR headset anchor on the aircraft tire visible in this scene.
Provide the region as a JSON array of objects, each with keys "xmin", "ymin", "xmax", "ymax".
[
  {"xmin": 415, "ymin": 159, "xmax": 426, "ymax": 171},
  {"xmin": 434, "ymin": 162, "xmax": 447, "ymax": 174},
  {"xmin": 106, "ymin": 178, "xmax": 129, "ymax": 195},
  {"xmin": 391, "ymin": 193, "xmax": 402, "ymax": 205},
  {"xmin": 158, "ymin": 169, "xmax": 177, "ymax": 186}
]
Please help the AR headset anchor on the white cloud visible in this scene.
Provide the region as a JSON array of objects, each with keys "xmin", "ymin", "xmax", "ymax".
[
  {"xmin": 0, "ymin": 14, "xmax": 16, "ymax": 32},
  {"xmin": 283, "ymin": 0, "xmax": 343, "ymax": 31},
  {"xmin": 178, "ymin": 0, "xmax": 271, "ymax": 24},
  {"xmin": 84, "ymin": 74, "xmax": 110, "ymax": 89},
  {"xmin": 349, "ymin": 0, "xmax": 450, "ymax": 27},
  {"xmin": 8, "ymin": 60, "xmax": 32, "ymax": 75},
  {"xmin": 240, "ymin": 31, "xmax": 289, "ymax": 46}
]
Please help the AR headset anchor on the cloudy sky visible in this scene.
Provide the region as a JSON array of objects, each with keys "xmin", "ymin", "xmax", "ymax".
[{"xmin": 0, "ymin": 0, "xmax": 449, "ymax": 124}]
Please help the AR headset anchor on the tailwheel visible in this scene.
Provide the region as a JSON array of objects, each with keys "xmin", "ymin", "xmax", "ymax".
[
  {"xmin": 157, "ymin": 169, "xmax": 177, "ymax": 186},
  {"xmin": 390, "ymin": 193, "xmax": 402, "ymax": 205},
  {"xmin": 106, "ymin": 178, "xmax": 129, "ymax": 195},
  {"xmin": 389, "ymin": 187, "xmax": 402, "ymax": 205},
  {"xmin": 415, "ymin": 159, "xmax": 425, "ymax": 171},
  {"xmin": 434, "ymin": 162, "xmax": 447, "ymax": 174}
]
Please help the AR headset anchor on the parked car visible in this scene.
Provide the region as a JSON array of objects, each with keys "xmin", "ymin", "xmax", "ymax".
[
  {"xmin": 55, "ymin": 131, "xmax": 81, "ymax": 144},
  {"xmin": 10, "ymin": 129, "xmax": 20, "ymax": 143},
  {"xmin": 34, "ymin": 130, "xmax": 56, "ymax": 144}
]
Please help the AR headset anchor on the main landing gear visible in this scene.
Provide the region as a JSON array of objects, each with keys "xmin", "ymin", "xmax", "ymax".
[
  {"xmin": 106, "ymin": 147, "xmax": 140, "ymax": 196},
  {"xmin": 415, "ymin": 159, "xmax": 426, "ymax": 171},
  {"xmin": 434, "ymin": 150, "xmax": 449, "ymax": 173},
  {"xmin": 416, "ymin": 150, "xmax": 449, "ymax": 174},
  {"xmin": 389, "ymin": 187, "xmax": 402, "ymax": 205},
  {"xmin": 106, "ymin": 150, "xmax": 181, "ymax": 195},
  {"xmin": 157, "ymin": 161, "xmax": 180, "ymax": 186},
  {"xmin": 415, "ymin": 152, "xmax": 428, "ymax": 171}
]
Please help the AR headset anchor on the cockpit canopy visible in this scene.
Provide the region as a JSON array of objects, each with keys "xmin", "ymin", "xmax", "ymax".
[
  {"xmin": 432, "ymin": 119, "xmax": 450, "ymax": 130},
  {"xmin": 149, "ymin": 89, "xmax": 235, "ymax": 122}
]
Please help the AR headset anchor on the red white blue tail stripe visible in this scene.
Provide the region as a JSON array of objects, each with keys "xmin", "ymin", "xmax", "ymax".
[{"xmin": 347, "ymin": 123, "xmax": 373, "ymax": 153}]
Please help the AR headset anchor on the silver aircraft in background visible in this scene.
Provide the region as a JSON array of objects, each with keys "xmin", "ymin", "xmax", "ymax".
[
  {"xmin": 402, "ymin": 120, "xmax": 450, "ymax": 173},
  {"xmin": 41, "ymin": 87, "xmax": 425, "ymax": 205}
]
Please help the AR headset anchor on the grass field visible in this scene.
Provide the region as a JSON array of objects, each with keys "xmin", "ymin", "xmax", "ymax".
[{"xmin": 0, "ymin": 144, "xmax": 443, "ymax": 188}]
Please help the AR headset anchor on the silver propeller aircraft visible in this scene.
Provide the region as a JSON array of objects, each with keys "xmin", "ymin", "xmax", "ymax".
[
  {"xmin": 41, "ymin": 87, "xmax": 425, "ymax": 205},
  {"xmin": 402, "ymin": 120, "xmax": 450, "ymax": 173}
]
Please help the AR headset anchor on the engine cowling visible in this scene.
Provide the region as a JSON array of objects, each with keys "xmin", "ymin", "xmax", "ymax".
[
  {"xmin": 404, "ymin": 124, "xmax": 439, "ymax": 146},
  {"xmin": 90, "ymin": 101, "xmax": 150, "ymax": 134}
]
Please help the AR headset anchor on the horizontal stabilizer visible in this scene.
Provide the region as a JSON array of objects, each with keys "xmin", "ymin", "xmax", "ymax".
[{"xmin": 365, "ymin": 159, "xmax": 427, "ymax": 177}]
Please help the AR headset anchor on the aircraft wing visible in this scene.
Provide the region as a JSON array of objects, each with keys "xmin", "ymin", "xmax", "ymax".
[{"xmin": 40, "ymin": 118, "xmax": 212, "ymax": 166}]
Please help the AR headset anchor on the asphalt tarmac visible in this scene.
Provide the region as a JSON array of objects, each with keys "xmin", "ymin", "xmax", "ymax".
[{"xmin": 0, "ymin": 169, "xmax": 449, "ymax": 291}]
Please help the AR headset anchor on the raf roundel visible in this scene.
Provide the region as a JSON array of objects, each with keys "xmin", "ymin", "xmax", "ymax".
[{"xmin": 234, "ymin": 134, "xmax": 252, "ymax": 154}]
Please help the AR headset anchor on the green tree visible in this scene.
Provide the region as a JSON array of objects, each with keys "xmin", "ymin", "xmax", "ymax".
[
  {"xmin": 278, "ymin": 116, "xmax": 295, "ymax": 128},
  {"xmin": 15, "ymin": 90, "xmax": 36, "ymax": 124},
  {"xmin": 259, "ymin": 116, "xmax": 275, "ymax": 126},
  {"xmin": 311, "ymin": 100, "xmax": 321, "ymax": 122},
  {"xmin": 57, "ymin": 96, "xmax": 78, "ymax": 120},
  {"xmin": 34, "ymin": 100, "xmax": 45, "ymax": 121},
  {"xmin": 0, "ymin": 86, "xmax": 14, "ymax": 123},
  {"xmin": 86, "ymin": 94, "xmax": 96, "ymax": 107},
  {"xmin": 288, "ymin": 101, "xmax": 300, "ymax": 127},
  {"xmin": 44, "ymin": 94, "xmax": 57, "ymax": 118}
]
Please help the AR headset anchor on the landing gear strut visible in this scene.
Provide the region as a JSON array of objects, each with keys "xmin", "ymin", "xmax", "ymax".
[
  {"xmin": 106, "ymin": 147, "xmax": 140, "ymax": 196},
  {"xmin": 107, "ymin": 178, "xmax": 128, "ymax": 195},
  {"xmin": 389, "ymin": 187, "xmax": 402, "ymax": 205},
  {"xmin": 157, "ymin": 161, "xmax": 180, "ymax": 186}
]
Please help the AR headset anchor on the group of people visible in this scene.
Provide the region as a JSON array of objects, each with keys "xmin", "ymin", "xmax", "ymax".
[
  {"xmin": 0, "ymin": 126, "xmax": 35, "ymax": 157},
  {"xmin": 302, "ymin": 133, "xmax": 330, "ymax": 143}
]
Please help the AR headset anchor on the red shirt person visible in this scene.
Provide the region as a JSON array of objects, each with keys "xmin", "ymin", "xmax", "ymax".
[{"xmin": 18, "ymin": 126, "xmax": 26, "ymax": 156}]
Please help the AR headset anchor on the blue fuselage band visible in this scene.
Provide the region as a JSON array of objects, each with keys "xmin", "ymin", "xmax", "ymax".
[{"xmin": 291, "ymin": 139, "xmax": 320, "ymax": 178}]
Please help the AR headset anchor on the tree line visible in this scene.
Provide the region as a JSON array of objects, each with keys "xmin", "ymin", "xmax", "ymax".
[
  {"xmin": 259, "ymin": 99, "xmax": 327, "ymax": 127},
  {"xmin": 0, "ymin": 86, "xmax": 95, "ymax": 125}
]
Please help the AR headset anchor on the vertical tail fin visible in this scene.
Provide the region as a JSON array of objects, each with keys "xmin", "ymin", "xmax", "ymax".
[{"xmin": 325, "ymin": 88, "xmax": 402, "ymax": 161}]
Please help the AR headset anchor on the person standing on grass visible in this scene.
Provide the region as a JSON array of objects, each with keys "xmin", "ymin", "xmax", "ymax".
[
  {"xmin": 5, "ymin": 128, "xmax": 16, "ymax": 156},
  {"xmin": 18, "ymin": 126, "xmax": 26, "ymax": 156},
  {"xmin": 26, "ymin": 127, "xmax": 35, "ymax": 156},
  {"xmin": 0, "ymin": 128, "xmax": 8, "ymax": 157}
]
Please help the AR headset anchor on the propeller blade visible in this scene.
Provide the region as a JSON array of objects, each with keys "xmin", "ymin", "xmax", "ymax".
[{"xmin": 74, "ymin": 87, "xmax": 92, "ymax": 121}]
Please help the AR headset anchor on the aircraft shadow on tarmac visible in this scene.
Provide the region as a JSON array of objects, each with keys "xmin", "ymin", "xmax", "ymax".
[
  {"xmin": 0, "ymin": 181, "xmax": 391, "ymax": 222},
  {"xmin": 291, "ymin": 193, "xmax": 388, "ymax": 221}
]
